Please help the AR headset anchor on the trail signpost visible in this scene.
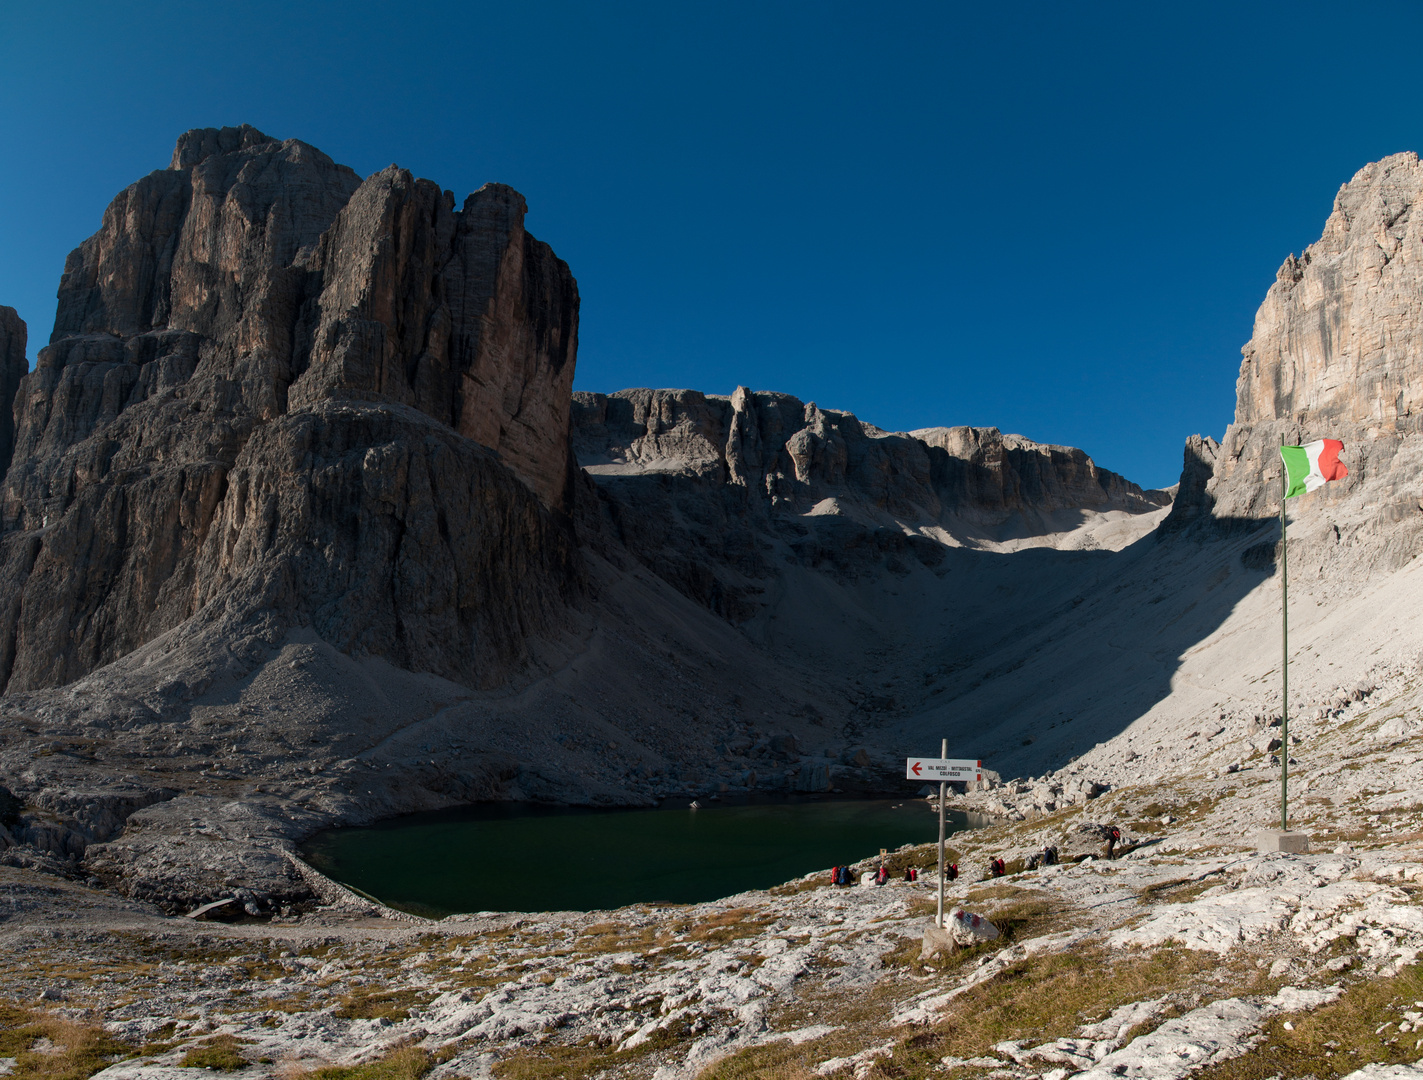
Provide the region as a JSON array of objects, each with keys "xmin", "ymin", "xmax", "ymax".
[
  {"xmin": 907, "ymin": 747, "xmax": 982, "ymax": 928},
  {"xmin": 905, "ymin": 758, "xmax": 981, "ymax": 783}
]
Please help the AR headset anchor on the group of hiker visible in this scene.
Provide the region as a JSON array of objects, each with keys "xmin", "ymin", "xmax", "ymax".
[
  {"xmin": 829, "ymin": 861, "xmax": 960, "ymax": 887},
  {"xmin": 829, "ymin": 824, "xmax": 1123, "ymax": 888}
]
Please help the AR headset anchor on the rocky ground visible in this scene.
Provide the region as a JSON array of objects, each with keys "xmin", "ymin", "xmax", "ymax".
[{"xmin": 6, "ymin": 651, "xmax": 1423, "ymax": 1080}]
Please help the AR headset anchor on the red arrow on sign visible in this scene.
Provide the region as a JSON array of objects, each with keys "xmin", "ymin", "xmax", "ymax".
[{"xmin": 911, "ymin": 761, "xmax": 922, "ymax": 775}]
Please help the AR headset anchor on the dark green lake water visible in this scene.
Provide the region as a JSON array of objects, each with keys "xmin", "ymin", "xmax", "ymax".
[{"xmin": 300, "ymin": 796, "xmax": 971, "ymax": 916}]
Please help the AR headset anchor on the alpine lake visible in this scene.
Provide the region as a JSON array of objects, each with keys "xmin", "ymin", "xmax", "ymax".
[{"xmin": 300, "ymin": 794, "xmax": 978, "ymax": 916}]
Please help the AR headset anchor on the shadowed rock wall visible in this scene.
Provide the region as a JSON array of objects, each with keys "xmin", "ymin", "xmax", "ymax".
[
  {"xmin": 0, "ymin": 307, "xmax": 24, "ymax": 480},
  {"xmin": 573, "ymin": 387, "xmax": 1164, "ymax": 519},
  {"xmin": 572, "ymin": 387, "xmax": 1169, "ymax": 621},
  {"xmin": 0, "ymin": 126, "xmax": 582, "ymax": 694}
]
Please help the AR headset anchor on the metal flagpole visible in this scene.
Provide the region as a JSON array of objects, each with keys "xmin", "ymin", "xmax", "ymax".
[
  {"xmin": 1281, "ymin": 458, "xmax": 1289, "ymax": 831},
  {"xmin": 936, "ymin": 737, "xmax": 947, "ymax": 929}
]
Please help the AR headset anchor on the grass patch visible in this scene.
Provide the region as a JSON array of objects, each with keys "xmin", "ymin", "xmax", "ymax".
[
  {"xmin": 684, "ymin": 908, "xmax": 777, "ymax": 945},
  {"xmin": 694, "ymin": 1038, "xmax": 823, "ymax": 1079},
  {"xmin": 574, "ymin": 921, "xmax": 664, "ymax": 956},
  {"xmin": 1137, "ymin": 873, "xmax": 1226, "ymax": 906},
  {"xmin": 333, "ymin": 989, "xmax": 432, "ymax": 1022},
  {"xmin": 178, "ymin": 1035, "xmax": 251, "ymax": 1071},
  {"xmin": 704, "ymin": 977, "xmax": 948, "ymax": 1079},
  {"xmin": 493, "ymin": 1024, "xmax": 688, "ymax": 1079},
  {"xmin": 769, "ymin": 877, "xmax": 824, "ymax": 897},
  {"xmin": 574, "ymin": 908, "xmax": 773, "ymax": 958},
  {"xmin": 879, "ymin": 846, "xmax": 961, "ymax": 876},
  {"xmin": 294, "ymin": 1044, "xmax": 434, "ymax": 1080},
  {"xmin": 0, "ymin": 1005, "xmax": 135, "ymax": 1080},
  {"xmin": 892, "ymin": 945, "xmax": 1219, "ymax": 1075},
  {"xmin": 986, "ymin": 894, "xmax": 1071, "ymax": 942},
  {"xmin": 1192, "ymin": 960, "xmax": 1423, "ymax": 1079},
  {"xmin": 717, "ymin": 946, "xmax": 1221, "ymax": 1080}
]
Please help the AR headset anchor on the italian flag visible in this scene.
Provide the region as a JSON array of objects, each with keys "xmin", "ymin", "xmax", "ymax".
[{"xmin": 1280, "ymin": 440, "xmax": 1348, "ymax": 499}]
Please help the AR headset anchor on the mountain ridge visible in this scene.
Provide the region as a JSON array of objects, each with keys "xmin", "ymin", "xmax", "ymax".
[{"xmin": 0, "ymin": 132, "xmax": 1418, "ymax": 914}]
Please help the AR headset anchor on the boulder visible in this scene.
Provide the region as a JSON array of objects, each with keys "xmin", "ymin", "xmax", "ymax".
[
  {"xmin": 921, "ymin": 909, "xmax": 1000, "ymax": 959},
  {"xmin": 1059, "ymin": 821, "xmax": 1120, "ymax": 862}
]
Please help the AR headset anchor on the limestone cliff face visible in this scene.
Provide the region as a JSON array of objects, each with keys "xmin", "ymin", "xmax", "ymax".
[
  {"xmin": 573, "ymin": 387, "xmax": 1168, "ymax": 620},
  {"xmin": 574, "ymin": 388, "xmax": 1162, "ymax": 519},
  {"xmin": 0, "ymin": 307, "xmax": 25, "ymax": 481},
  {"xmin": 289, "ymin": 170, "xmax": 578, "ymax": 508},
  {"xmin": 1236, "ymin": 153, "xmax": 1423, "ymax": 431},
  {"xmin": 0, "ymin": 127, "xmax": 581, "ymax": 694},
  {"xmin": 1164, "ymin": 152, "xmax": 1423, "ymax": 573},
  {"xmin": 912, "ymin": 425, "xmax": 1160, "ymax": 517}
]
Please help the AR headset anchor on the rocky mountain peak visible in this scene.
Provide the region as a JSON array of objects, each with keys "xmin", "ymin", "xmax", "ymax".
[
  {"xmin": 1236, "ymin": 150, "xmax": 1423, "ymax": 431},
  {"xmin": 1162, "ymin": 151, "xmax": 1423, "ymax": 577},
  {"xmin": 52, "ymin": 125, "xmax": 361, "ymax": 347},
  {"xmin": 0, "ymin": 129, "xmax": 582, "ymax": 695},
  {"xmin": 168, "ymin": 124, "xmax": 289, "ymax": 170}
]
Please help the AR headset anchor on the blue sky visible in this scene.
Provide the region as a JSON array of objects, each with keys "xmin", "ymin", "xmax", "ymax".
[{"xmin": 2, "ymin": 1, "xmax": 1420, "ymax": 489}]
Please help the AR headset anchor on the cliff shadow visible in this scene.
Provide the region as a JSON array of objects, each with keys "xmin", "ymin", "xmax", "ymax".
[{"xmin": 738, "ymin": 511, "xmax": 1285, "ymax": 778}]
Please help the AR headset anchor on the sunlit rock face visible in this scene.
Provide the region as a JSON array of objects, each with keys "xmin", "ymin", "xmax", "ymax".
[
  {"xmin": 0, "ymin": 126, "xmax": 583, "ymax": 694},
  {"xmin": 1236, "ymin": 152, "xmax": 1423, "ymax": 431},
  {"xmin": 1163, "ymin": 152, "xmax": 1423, "ymax": 574}
]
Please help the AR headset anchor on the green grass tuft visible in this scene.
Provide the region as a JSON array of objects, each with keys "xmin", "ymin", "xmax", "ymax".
[{"xmin": 178, "ymin": 1035, "xmax": 251, "ymax": 1071}]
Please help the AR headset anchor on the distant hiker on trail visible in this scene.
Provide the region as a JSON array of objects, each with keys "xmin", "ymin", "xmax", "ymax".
[
  {"xmin": 946, "ymin": 862, "xmax": 958, "ymax": 881},
  {"xmin": 904, "ymin": 867, "xmax": 918, "ymax": 882},
  {"xmin": 832, "ymin": 865, "xmax": 853, "ymax": 887},
  {"xmin": 1107, "ymin": 827, "xmax": 1121, "ymax": 860},
  {"xmin": 874, "ymin": 865, "xmax": 890, "ymax": 886},
  {"xmin": 1044, "ymin": 845, "xmax": 1058, "ymax": 865},
  {"xmin": 989, "ymin": 857, "xmax": 1006, "ymax": 877}
]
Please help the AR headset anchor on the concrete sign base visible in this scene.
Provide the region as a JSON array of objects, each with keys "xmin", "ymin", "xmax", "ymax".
[{"xmin": 1256, "ymin": 829, "xmax": 1310, "ymax": 854}]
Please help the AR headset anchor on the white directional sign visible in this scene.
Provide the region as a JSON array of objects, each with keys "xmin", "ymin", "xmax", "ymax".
[{"xmin": 905, "ymin": 757, "xmax": 981, "ymax": 782}]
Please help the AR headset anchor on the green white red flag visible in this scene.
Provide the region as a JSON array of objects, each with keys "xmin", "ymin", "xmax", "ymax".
[{"xmin": 1280, "ymin": 440, "xmax": 1347, "ymax": 499}]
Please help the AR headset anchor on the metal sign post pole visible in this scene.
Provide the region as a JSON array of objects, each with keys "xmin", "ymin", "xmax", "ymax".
[
  {"xmin": 937, "ymin": 737, "xmax": 947, "ymax": 930},
  {"xmin": 1281, "ymin": 463, "xmax": 1290, "ymax": 831}
]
